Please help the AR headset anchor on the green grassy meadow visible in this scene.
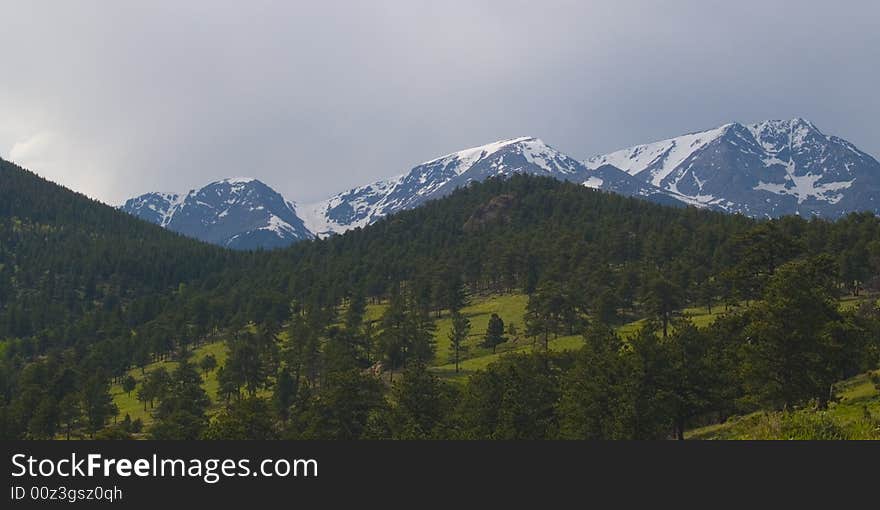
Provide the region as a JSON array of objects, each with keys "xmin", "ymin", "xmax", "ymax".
[
  {"xmin": 112, "ymin": 293, "xmax": 740, "ymax": 416},
  {"xmin": 111, "ymin": 341, "xmax": 228, "ymax": 427},
  {"xmin": 114, "ymin": 291, "xmax": 879, "ymax": 437}
]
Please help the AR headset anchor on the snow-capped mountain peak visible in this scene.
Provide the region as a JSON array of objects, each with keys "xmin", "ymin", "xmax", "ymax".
[
  {"xmin": 217, "ymin": 176, "xmax": 257, "ymax": 184},
  {"xmin": 121, "ymin": 178, "xmax": 312, "ymax": 249},
  {"xmin": 418, "ymin": 136, "xmax": 581, "ymax": 177},
  {"xmin": 420, "ymin": 136, "xmax": 532, "ymax": 173},
  {"xmin": 302, "ymin": 136, "xmax": 586, "ymax": 236},
  {"xmin": 585, "ymin": 123, "xmax": 734, "ymax": 187},
  {"xmin": 586, "ymin": 118, "xmax": 880, "ymax": 217}
]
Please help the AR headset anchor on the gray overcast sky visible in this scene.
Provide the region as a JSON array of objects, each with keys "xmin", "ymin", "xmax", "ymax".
[{"xmin": 1, "ymin": 0, "xmax": 878, "ymax": 205}]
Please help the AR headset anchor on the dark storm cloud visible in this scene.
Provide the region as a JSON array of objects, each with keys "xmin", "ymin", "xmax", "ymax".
[{"xmin": 1, "ymin": 0, "xmax": 878, "ymax": 205}]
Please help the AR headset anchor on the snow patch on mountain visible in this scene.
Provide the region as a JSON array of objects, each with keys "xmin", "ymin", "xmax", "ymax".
[
  {"xmin": 259, "ymin": 213, "xmax": 300, "ymax": 236},
  {"xmin": 220, "ymin": 177, "xmax": 256, "ymax": 185},
  {"xmin": 754, "ymin": 173, "xmax": 854, "ymax": 204},
  {"xmin": 586, "ymin": 124, "xmax": 732, "ymax": 186},
  {"xmin": 583, "ymin": 176, "xmax": 604, "ymax": 188},
  {"xmin": 419, "ymin": 137, "xmax": 532, "ymax": 174},
  {"xmin": 301, "ymin": 176, "xmax": 401, "ymax": 236}
]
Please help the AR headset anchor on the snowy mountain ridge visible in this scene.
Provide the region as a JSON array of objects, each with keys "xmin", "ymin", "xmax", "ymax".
[
  {"xmin": 121, "ymin": 177, "xmax": 312, "ymax": 250},
  {"xmin": 123, "ymin": 118, "xmax": 880, "ymax": 249},
  {"xmin": 302, "ymin": 136, "xmax": 597, "ymax": 236},
  {"xmin": 586, "ymin": 118, "xmax": 880, "ymax": 217}
]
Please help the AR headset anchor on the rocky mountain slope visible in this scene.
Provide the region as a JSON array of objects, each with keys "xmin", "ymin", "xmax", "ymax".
[
  {"xmin": 121, "ymin": 178, "xmax": 312, "ymax": 249},
  {"xmin": 586, "ymin": 118, "xmax": 880, "ymax": 217}
]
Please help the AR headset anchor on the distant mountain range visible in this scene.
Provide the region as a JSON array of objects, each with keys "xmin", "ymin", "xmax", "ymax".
[
  {"xmin": 120, "ymin": 177, "xmax": 312, "ymax": 250},
  {"xmin": 122, "ymin": 118, "xmax": 880, "ymax": 249}
]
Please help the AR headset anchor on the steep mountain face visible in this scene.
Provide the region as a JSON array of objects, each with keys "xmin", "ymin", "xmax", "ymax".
[
  {"xmin": 119, "ymin": 191, "xmax": 182, "ymax": 228},
  {"xmin": 121, "ymin": 178, "xmax": 312, "ymax": 249},
  {"xmin": 585, "ymin": 118, "xmax": 880, "ymax": 217},
  {"xmin": 581, "ymin": 164, "xmax": 686, "ymax": 208},
  {"xmin": 302, "ymin": 136, "xmax": 678, "ymax": 235}
]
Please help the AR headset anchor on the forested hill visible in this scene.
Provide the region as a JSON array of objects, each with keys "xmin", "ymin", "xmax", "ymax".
[
  {"xmin": 2, "ymin": 158, "xmax": 760, "ymax": 360},
  {"xmin": 0, "ymin": 158, "xmax": 239, "ymax": 349},
  {"xmin": 259, "ymin": 174, "xmax": 757, "ymax": 308},
  {"xmin": 3, "ymin": 159, "xmax": 880, "ymax": 440}
]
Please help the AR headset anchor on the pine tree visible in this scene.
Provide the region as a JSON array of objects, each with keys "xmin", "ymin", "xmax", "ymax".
[
  {"xmin": 203, "ymin": 397, "xmax": 277, "ymax": 440},
  {"xmin": 80, "ymin": 374, "xmax": 118, "ymax": 438},
  {"xmin": 741, "ymin": 257, "xmax": 847, "ymax": 409},
  {"xmin": 643, "ymin": 276, "xmax": 683, "ymax": 338},
  {"xmin": 122, "ymin": 375, "xmax": 137, "ymax": 398},
  {"xmin": 378, "ymin": 290, "xmax": 408, "ymax": 381},
  {"xmin": 198, "ymin": 354, "xmax": 217, "ymax": 378},
  {"xmin": 150, "ymin": 360, "xmax": 210, "ymax": 439},
  {"xmin": 448, "ymin": 311, "xmax": 471, "ymax": 373},
  {"xmin": 482, "ymin": 313, "xmax": 507, "ymax": 354},
  {"xmin": 58, "ymin": 393, "xmax": 82, "ymax": 440},
  {"xmin": 273, "ymin": 368, "xmax": 297, "ymax": 422},
  {"xmin": 390, "ymin": 362, "xmax": 451, "ymax": 438},
  {"xmin": 558, "ymin": 325, "xmax": 635, "ymax": 439}
]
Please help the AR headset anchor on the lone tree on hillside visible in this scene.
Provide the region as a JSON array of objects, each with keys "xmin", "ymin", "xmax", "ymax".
[
  {"xmin": 448, "ymin": 311, "xmax": 471, "ymax": 373},
  {"xmin": 482, "ymin": 313, "xmax": 507, "ymax": 354},
  {"xmin": 643, "ymin": 276, "xmax": 683, "ymax": 338},
  {"xmin": 199, "ymin": 353, "xmax": 218, "ymax": 377},
  {"xmin": 122, "ymin": 375, "xmax": 137, "ymax": 398}
]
